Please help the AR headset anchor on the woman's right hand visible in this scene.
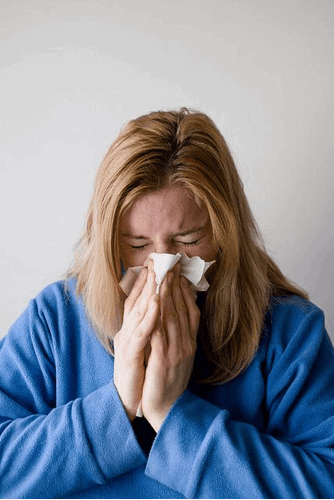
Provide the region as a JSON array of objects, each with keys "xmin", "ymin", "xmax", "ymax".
[{"xmin": 113, "ymin": 260, "xmax": 159, "ymax": 421}]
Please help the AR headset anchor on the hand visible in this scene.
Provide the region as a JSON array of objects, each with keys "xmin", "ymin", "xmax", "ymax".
[
  {"xmin": 113, "ymin": 260, "xmax": 159, "ymax": 421},
  {"xmin": 141, "ymin": 264, "xmax": 200, "ymax": 431}
]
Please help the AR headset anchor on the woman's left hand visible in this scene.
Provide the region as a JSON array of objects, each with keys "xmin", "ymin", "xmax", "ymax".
[{"xmin": 141, "ymin": 264, "xmax": 200, "ymax": 432}]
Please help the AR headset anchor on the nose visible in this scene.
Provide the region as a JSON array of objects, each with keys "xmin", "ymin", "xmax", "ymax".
[{"xmin": 153, "ymin": 240, "xmax": 176, "ymax": 254}]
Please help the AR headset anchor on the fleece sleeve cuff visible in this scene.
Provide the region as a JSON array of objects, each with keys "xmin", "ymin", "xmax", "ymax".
[
  {"xmin": 145, "ymin": 390, "xmax": 223, "ymax": 496},
  {"xmin": 81, "ymin": 380, "xmax": 147, "ymax": 480}
]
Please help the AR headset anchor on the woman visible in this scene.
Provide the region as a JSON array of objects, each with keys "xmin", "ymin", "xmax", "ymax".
[{"xmin": 0, "ymin": 108, "xmax": 333, "ymax": 498}]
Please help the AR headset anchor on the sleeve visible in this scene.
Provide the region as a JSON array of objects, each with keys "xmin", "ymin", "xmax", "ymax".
[
  {"xmin": 145, "ymin": 305, "xmax": 334, "ymax": 498},
  {"xmin": 0, "ymin": 300, "xmax": 146, "ymax": 499}
]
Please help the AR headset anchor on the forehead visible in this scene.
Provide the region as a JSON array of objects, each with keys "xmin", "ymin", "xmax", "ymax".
[{"xmin": 121, "ymin": 185, "xmax": 209, "ymax": 235}]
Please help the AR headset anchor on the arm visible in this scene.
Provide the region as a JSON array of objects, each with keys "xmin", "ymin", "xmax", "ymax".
[
  {"xmin": 0, "ymin": 298, "xmax": 146, "ymax": 498},
  {"xmin": 145, "ymin": 303, "xmax": 334, "ymax": 498}
]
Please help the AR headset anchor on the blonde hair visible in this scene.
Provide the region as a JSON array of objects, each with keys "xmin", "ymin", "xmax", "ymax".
[{"xmin": 68, "ymin": 108, "xmax": 308, "ymax": 384}]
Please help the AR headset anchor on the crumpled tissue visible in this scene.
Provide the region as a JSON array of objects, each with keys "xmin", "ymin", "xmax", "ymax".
[{"xmin": 120, "ymin": 252, "xmax": 215, "ymax": 295}]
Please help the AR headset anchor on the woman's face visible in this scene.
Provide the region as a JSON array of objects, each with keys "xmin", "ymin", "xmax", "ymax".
[{"xmin": 120, "ymin": 184, "xmax": 217, "ymax": 268}]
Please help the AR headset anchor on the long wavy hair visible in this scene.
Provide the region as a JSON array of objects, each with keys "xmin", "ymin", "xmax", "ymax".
[{"xmin": 68, "ymin": 108, "xmax": 308, "ymax": 384}]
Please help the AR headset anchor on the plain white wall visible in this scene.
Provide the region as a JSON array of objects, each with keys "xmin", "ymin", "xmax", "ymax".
[{"xmin": 1, "ymin": 0, "xmax": 333, "ymax": 340}]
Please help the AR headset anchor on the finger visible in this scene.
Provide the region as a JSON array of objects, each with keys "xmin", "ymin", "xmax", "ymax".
[
  {"xmin": 171, "ymin": 265, "xmax": 190, "ymax": 345},
  {"xmin": 150, "ymin": 315, "xmax": 167, "ymax": 356},
  {"xmin": 133, "ymin": 294, "xmax": 160, "ymax": 352},
  {"xmin": 136, "ymin": 258, "xmax": 157, "ymax": 314},
  {"xmin": 180, "ymin": 276, "xmax": 200, "ymax": 342},
  {"xmin": 160, "ymin": 270, "xmax": 180, "ymax": 350},
  {"xmin": 124, "ymin": 266, "xmax": 148, "ymax": 315}
]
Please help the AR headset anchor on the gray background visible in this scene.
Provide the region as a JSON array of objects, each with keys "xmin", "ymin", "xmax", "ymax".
[{"xmin": 1, "ymin": 0, "xmax": 333, "ymax": 340}]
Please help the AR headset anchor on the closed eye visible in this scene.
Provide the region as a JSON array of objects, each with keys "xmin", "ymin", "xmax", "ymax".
[
  {"xmin": 177, "ymin": 239, "xmax": 201, "ymax": 247},
  {"xmin": 130, "ymin": 244, "xmax": 149, "ymax": 250},
  {"xmin": 129, "ymin": 237, "xmax": 202, "ymax": 250}
]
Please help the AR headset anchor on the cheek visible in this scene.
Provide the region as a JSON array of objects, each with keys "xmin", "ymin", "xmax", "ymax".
[
  {"xmin": 203, "ymin": 242, "xmax": 218, "ymax": 262},
  {"xmin": 186, "ymin": 247, "xmax": 217, "ymax": 262},
  {"xmin": 180, "ymin": 239, "xmax": 217, "ymax": 262},
  {"xmin": 120, "ymin": 247, "xmax": 152, "ymax": 268},
  {"xmin": 191, "ymin": 234, "xmax": 217, "ymax": 262},
  {"xmin": 203, "ymin": 232, "xmax": 218, "ymax": 262}
]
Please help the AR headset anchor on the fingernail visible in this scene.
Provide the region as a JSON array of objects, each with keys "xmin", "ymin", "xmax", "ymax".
[
  {"xmin": 149, "ymin": 294, "xmax": 159, "ymax": 309},
  {"xmin": 149, "ymin": 260, "xmax": 156, "ymax": 275},
  {"xmin": 139, "ymin": 267, "xmax": 147, "ymax": 277}
]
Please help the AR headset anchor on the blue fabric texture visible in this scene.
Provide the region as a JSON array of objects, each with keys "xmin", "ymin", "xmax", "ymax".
[{"xmin": 0, "ymin": 279, "xmax": 334, "ymax": 498}]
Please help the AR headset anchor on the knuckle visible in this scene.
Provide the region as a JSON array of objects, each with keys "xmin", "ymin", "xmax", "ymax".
[
  {"xmin": 176, "ymin": 300, "xmax": 187, "ymax": 313},
  {"xmin": 129, "ymin": 306, "xmax": 143, "ymax": 323},
  {"xmin": 168, "ymin": 309, "xmax": 178, "ymax": 321},
  {"xmin": 135, "ymin": 307, "xmax": 144, "ymax": 321},
  {"xmin": 134, "ymin": 325, "xmax": 145, "ymax": 338}
]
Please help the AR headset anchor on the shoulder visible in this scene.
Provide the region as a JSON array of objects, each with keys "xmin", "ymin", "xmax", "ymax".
[
  {"xmin": 33, "ymin": 278, "xmax": 77, "ymax": 306},
  {"xmin": 266, "ymin": 294, "xmax": 324, "ymax": 330},
  {"xmin": 31, "ymin": 278, "xmax": 83, "ymax": 318},
  {"xmin": 31, "ymin": 278, "xmax": 90, "ymax": 337},
  {"xmin": 3, "ymin": 279, "xmax": 87, "ymax": 348},
  {"xmin": 262, "ymin": 294, "xmax": 330, "ymax": 367}
]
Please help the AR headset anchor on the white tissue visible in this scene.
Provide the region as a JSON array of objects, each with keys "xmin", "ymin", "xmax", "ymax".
[{"xmin": 120, "ymin": 252, "xmax": 215, "ymax": 295}]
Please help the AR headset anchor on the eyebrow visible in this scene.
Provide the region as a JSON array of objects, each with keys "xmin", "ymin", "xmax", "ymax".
[{"xmin": 122, "ymin": 223, "xmax": 209, "ymax": 240}]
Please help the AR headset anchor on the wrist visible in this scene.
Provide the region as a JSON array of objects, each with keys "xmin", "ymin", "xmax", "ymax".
[
  {"xmin": 126, "ymin": 409, "xmax": 137, "ymax": 423},
  {"xmin": 145, "ymin": 406, "xmax": 170, "ymax": 432},
  {"xmin": 113, "ymin": 380, "xmax": 140, "ymax": 423}
]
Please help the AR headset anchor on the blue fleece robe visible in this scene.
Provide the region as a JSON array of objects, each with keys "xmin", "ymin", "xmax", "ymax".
[{"xmin": 0, "ymin": 279, "xmax": 334, "ymax": 498}]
